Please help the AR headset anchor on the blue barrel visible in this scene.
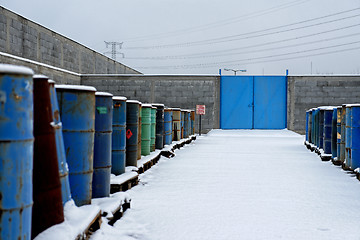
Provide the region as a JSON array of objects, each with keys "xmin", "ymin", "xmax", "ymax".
[
  {"xmin": 322, "ymin": 108, "xmax": 333, "ymax": 154},
  {"xmin": 92, "ymin": 92, "xmax": 113, "ymax": 198},
  {"xmin": 184, "ymin": 110, "xmax": 190, "ymax": 138},
  {"xmin": 0, "ymin": 65, "xmax": 34, "ymax": 240},
  {"xmin": 164, "ymin": 108, "xmax": 173, "ymax": 145},
  {"xmin": 313, "ymin": 108, "xmax": 319, "ymax": 147},
  {"xmin": 56, "ymin": 85, "xmax": 96, "ymax": 206},
  {"xmin": 112, "ymin": 96, "xmax": 127, "ymax": 175},
  {"xmin": 345, "ymin": 105, "xmax": 352, "ymax": 169},
  {"xmin": 351, "ymin": 105, "xmax": 360, "ymax": 170},
  {"xmin": 308, "ymin": 110, "xmax": 313, "ymax": 144},
  {"xmin": 336, "ymin": 106, "xmax": 342, "ymax": 162},
  {"xmin": 181, "ymin": 110, "xmax": 185, "ymax": 139},
  {"xmin": 331, "ymin": 107, "xmax": 338, "ymax": 159},
  {"xmin": 340, "ymin": 105, "xmax": 346, "ymax": 165},
  {"xmin": 318, "ymin": 108, "xmax": 324, "ymax": 149},
  {"xmin": 311, "ymin": 108, "xmax": 316, "ymax": 145},
  {"xmin": 126, "ymin": 100, "xmax": 140, "ymax": 166},
  {"xmin": 153, "ymin": 103, "xmax": 165, "ymax": 149},
  {"xmin": 48, "ymin": 80, "xmax": 72, "ymax": 205},
  {"xmin": 305, "ymin": 110, "xmax": 309, "ymax": 142}
]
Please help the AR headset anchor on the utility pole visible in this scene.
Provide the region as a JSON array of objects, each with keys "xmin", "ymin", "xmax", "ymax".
[
  {"xmin": 104, "ymin": 41, "xmax": 124, "ymax": 61},
  {"xmin": 224, "ymin": 68, "xmax": 246, "ymax": 75}
]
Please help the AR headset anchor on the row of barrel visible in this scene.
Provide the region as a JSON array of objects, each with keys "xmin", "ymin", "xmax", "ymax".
[
  {"xmin": 0, "ymin": 64, "xmax": 196, "ymax": 240},
  {"xmin": 305, "ymin": 104, "xmax": 360, "ymax": 171}
]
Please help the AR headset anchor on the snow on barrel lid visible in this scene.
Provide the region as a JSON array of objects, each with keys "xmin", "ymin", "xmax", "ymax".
[
  {"xmin": 33, "ymin": 74, "xmax": 48, "ymax": 80},
  {"xmin": 48, "ymin": 79, "xmax": 55, "ymax": 84},
  {"xmin": 318, "ymin": 106, "xmax": 336, "ymax": 110},
  {"xmin": 113, "ymin": 96, "xmax": 127, "ymax": 101},
  {"xmin": 95, "ymin": 91, "xmax": 113, "ymax": 97},
  {"xmin": 345, "ymin": 103, "xmax": 360, "ymax": 107},
  {"xmin": 55, "ymin": 84, "xmax": 97, "ymax": 92},
  {"xmin": 171, "ymin": 107, "xmax": 181, "ymax": 111},
  {"xmin": 142, "ymin": 104, "xmax": 152, "ymax": 108},
  {"xmin": 126, "ymin": 99, "xmax": 141, "ymax": 104},
  {"xmin": 0, "ymin": 64, "xmax": 34, "ymax": 75},
  {"xmin": 152, "ymin": 103, "xmax": 165, "ymax": 107}
]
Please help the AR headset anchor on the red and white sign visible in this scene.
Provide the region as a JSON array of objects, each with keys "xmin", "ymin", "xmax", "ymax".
[{"xmin": 196, "ymin": 105, "xmax": 206, "ymax": 115}]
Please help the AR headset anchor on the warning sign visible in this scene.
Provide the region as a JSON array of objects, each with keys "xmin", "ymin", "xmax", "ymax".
[
  {"xmin": 126, "ymin": 129, "xmax": 133, "ymax": 139},
  {"xmin": 196, "ymin": 105, "xmax": 206, "ymax": 115}
]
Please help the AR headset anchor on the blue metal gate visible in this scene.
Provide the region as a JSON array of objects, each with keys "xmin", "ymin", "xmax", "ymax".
[{"xmin": 220, "ymin": 76, "xmax": 287, "ymax": 129}]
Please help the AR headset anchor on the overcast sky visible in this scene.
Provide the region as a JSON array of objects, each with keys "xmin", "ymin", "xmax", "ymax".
[{"xmin": 1, "ymin": 0, "xmax": 360, "ymax": 75}]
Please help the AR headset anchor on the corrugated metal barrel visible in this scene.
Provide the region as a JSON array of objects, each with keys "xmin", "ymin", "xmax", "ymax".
[
  {"xmin": 137, "ymin": 103, "xmax": 142, "ymax": 160},
  {"xmin": 92, "ymin": 92, "xmax": 113, "ymax": 198},
  {"xmin": 112, "ymin": 96, "xmax": 127, "ymax": 175},
  {"xmin": 153, "ymin": 104, "xmax": 165, "ymax": 149},
  {"xmin": 308, "ymin": 110, "xmax": 313, "ymax": 144},
  {"xmin": 164, "ymin": 108, "xmax": 173, "ymax": 145},
  {"xmin": 141, "ymin": 104, "xmax": 152, "ymax": 156},
  {"xmin": 48, "ymin": 80, "xmax": 71, "ymax": 205},
  {"xmin": 150, "ymin": 106, "xmax": 156, "ymax": 152},
  {"xmin": 336, "ymin": 106, "xmax": 342, "ymax": 161},
  {"xmin": 181, "ymin": 110, "xmax": 185, "ymax": 139},
  {"xmin": 0, "ymin": 65, "xmax": 34, "ymax": 240},
  {"xmin": 191, "ymin": 110, "xmax": 195, "ymax": 135},
  {"xmin": 318, "ymin": 108, "xmax": 324, "ymax": 149},
  {"xmin": 340, "ymin": 105, "xmax": 346, "ymax": 164},
  {"xmin": 331, "ymin": 107, "xmax": 338, "ymax": 159},
  {"xmin": 305, "ymin": 110, "xmax": 309, "ymax": 142},
  {"xmin": 172, "ymin": 108, "xmax": 181, "ymax": 141},
  {"xmin": 323, "ymin": 108, "xmax": 333, "ymax": 154},
  {"xmin": 32, "ymin": 75, "xmax": 64, "ymax": 238},
  {"xmin": 351, "ymin": 104, "xmax": 360, "ymax": 170},
  {"xmin": 345, "ymin": 105, "xmax": 352, "ymax": 169},
  {"xmin": 56, "ymin": 85, "xmax": 96, "ymax": 206},
  {"xmin": 126, "ymin": 100, "xmax": 140, "ymax": 166}
]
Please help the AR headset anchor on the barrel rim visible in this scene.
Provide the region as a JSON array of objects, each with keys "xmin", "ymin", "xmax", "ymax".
[
  {"xmin": 345, "ymin": 103, "xmax": 360, "ymax": 107},
  {"xmin": 55, "ymin": 84, "xmax": 97, "ymax": 92},
  {"xmin": 33, "ymin": 74, "xmax": 49, "ymax": 80},
  {"xmin": 95, "ymin": 91, "xmax": 113, "ymax": 97},
  {"xmin": 126, "ymin": 99, "xmax": 141, "ymax": 104},
  {"xmin": 0, "ymin": 64, "xmax": 34, "ymax": 75},
  {"xmin": 171, "ymin": 108, "xmax": 181, "ymax": 111},
  {"xmin": 318, "ymin": 106, "xmax": 336, "ymax": 110},
  {"xmin": 152, "ymin": 103, "xmax": 165, "ymax": 107},
  {"xmin": 48, "ymin": 79, "xmax": 55, "ymax": 84},
  {"xmin": 164, "ymin": 108, "xmax": 173, "ymax": 111},
  {"xmin": 142, "ymin": 104, "xmax": 153, "ymax": 108},
  {"xmin": 113, "ymin": 96, "xmax": 127, "ymax": 101}
]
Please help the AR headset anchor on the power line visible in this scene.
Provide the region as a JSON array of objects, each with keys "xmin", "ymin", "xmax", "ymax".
[
  {"xmin": 121, "ymin": 0, "xmax": 310, "ymax": 42},
  {"xmin": 124, "ymin": 31, "xmax": 360, "ymax": 60},
  {"xmin": 124, "ymin": 8, "xmax": 360, "ymax": 49},
  {"xmin": 133, "ymin": 40, "xmax": 360, "ymax": 69}
]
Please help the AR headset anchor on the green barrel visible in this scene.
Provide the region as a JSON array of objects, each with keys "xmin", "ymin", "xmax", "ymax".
[
  {"xmin": 141, "ymin": 104, "xmax": 152, "ymax": 156},
  {"xmin": 137, "ymin": 103, "xmax": 142, "ymax": 160},
  {"xmin": 172, "ymin": 108, "xmax": 181, "ymax": 141},
  {"xmin": 150, "ymin": 106, "xmax": 156, "ymax": 152}
]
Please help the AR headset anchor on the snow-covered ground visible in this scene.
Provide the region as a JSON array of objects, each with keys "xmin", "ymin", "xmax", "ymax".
[{"xmin": 91, "ymin": 130, "xmax": 360, "ymax": 240}]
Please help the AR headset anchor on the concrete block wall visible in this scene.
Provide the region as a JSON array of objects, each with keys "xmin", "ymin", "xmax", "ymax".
[
  {"xmin": 81, "ymin": 75, "xmax": 220, "ymax": 133},
  {"xmin": 0, "ymin": 6, "xmax": 141, "ymax": 76},
  {"xmin": 287, "ymin": 75, "xmax": 360, "ymax": 134}
]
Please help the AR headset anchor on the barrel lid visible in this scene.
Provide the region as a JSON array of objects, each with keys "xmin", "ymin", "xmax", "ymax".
[
  {"xmin": 126, "ymin": 100, "xmax": 141, "ymax": 104},
  {"xmin": 95, "ymin": 91, "xmax": 113, "ymax": 97},
  {"xmin": 345, "ymin": 104, "xmax": 360, "ymax": 107},
  {"xmin": 113, "ymin": 96, "xmax": 127, "ymax": 101},
  {"xmin": 142, "ymin": 104, "xmax": 153, "ymax": 108},
  {"xmin": 318, "ymin": 106, "xmax": 335, "ymax": 110},
  {"xmin": 171, "ymin": 108, "xmax": 181, "ymax": 111},
  {"xmin": 48, "ymin": 79, "xmax": 55, "ymax": 84},
  {"xmin": 152, "ymin": 103, "xmax": 165, "ymax": 107},
  {"xmin": 164, "ymin": 108, "xmax": 173, "ymax": 111},
  {"xmin": 55, "ymin": 84, "xmax": 97, "ymax": 92},
  {"xmin": 0, "ymin": 64, "xmax": 34, "ymax": 75},
  {"xmin": 33, "ymin": 74, "xmax": 48, "ymax": 80}
]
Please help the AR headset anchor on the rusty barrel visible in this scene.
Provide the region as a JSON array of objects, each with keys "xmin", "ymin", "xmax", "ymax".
[
  {"xmin": 345, "ymin": 105, "xmax": 352, "ymax": 169},
  {"xmin": 48, "ymin": 80, "xmax": 71, "ymax": 205},
  {"xmin": 32, "ymin": 75, "xmax": 64, "ymax": 238},
  {"xmin": 56, "ymin": 85, "xmax": 96, "ymax": 206},
  {"xmin": 181, "ymin": 110, "xmax": 185, "ymax": 139},
  {"xmin": 190, "ymin": 110, "xmax": 195, "ymax": 135},
  {"xmin": 112, "ymin": 96, "xmax": 127, "ymax": 175},
  {"xmin": 150, "ymin": 106, "xmax": 156, "ymax": 152},
  {"xmin": 92, "ymin": 92, "xmax": 113, "ymax": 198},
  {"xmin": 153, "ymin": 103, "xmax": 165, "ymax": 149},
  {"xmin": 141, "ymin": 104, "xmax": 152, "ymax": 156},
  {"xmin": 164, "ymin": 108, "xmax": 173, "ymax": 145},
  {"xmin": 137, "ymin": 103, "xmax": 142, "ymax": 160},
  {"xmin": 126, "ymin": 100, "xmax": 140, "ymax": 166},
  {"xmin": 172, "ymin": 108, "xmax": 181, "ymax": 141},
  {"xmin": 336, "ymin": 106, "xmax": 342, "ymax": 162},
  {"xmin": 0, "ymin": 65, "xmax": 34, "ymax": 240},
  {"xmin": 351, "ymin": 104, "xmax": 360, "ymax": 170}
]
